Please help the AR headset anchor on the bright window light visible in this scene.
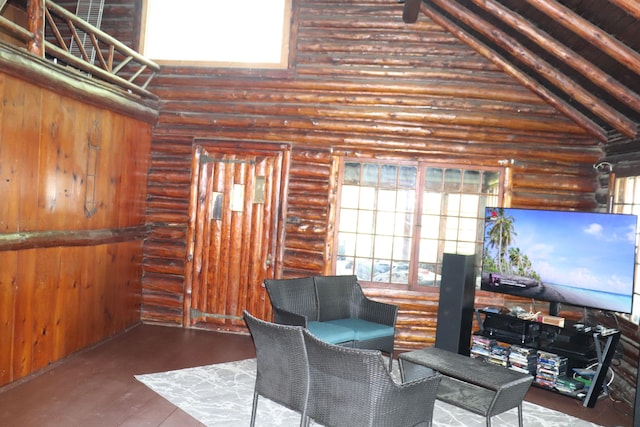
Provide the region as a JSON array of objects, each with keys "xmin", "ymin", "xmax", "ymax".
[{"xmin": 141, "ymin": 0, "xmax": 290, "ymax": 68}]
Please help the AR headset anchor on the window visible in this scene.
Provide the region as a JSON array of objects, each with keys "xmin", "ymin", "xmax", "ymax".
[
  {"xmin": 335, "ymin": 160, "xmax": 501, "ymax": 290},
  {"xmin": 611, "ymin": 175, "xmax": 640, "ymax": 324},
  {"xmin": 140, "ymin": 0, "xmax": 291, "ymax": 68}
]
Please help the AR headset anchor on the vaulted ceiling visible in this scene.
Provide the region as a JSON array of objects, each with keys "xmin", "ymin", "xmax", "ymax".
[{"xmin": 402, "ymin": 0, "xmax": 640, "ymax": 146}]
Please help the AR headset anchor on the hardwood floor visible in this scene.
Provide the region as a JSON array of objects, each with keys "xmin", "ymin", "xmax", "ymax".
[{"xmin": 0, "ymin": 323, "xmax": 633, "ymax": 426}]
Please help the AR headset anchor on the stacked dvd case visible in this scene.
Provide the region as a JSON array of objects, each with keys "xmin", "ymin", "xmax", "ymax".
[
  {"xmin": 508, "ymin": 344, "xmax": 537, "ymax": 374},
  {"xmin": 470, "ymin": 335, "xmax": 496, "ymax": 362},
  {"xmin": 535, "ymin": 350, "xmax": 568, "ymax": 389},
  {"xmin": 487, "ymin": 342, "xmax": 510, "ymax": 367},
  {"xmin": 555, "ymin": 375, "xmax": 585, "ymax": 394}
]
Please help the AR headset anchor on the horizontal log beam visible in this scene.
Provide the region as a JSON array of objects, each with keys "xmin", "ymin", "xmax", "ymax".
[
  {"xmin": 142, "ymin": 260, "xmax": 185, "ymax": 276},
  {"xmin": 0, "ymin": 226, "xmax": 147, "ymax": 251},
  {"xmin": 0, "ymin": 14, "xmax": 32, "ymax": 42},
  {"xmin": 152, "ymin": 127, "xmax": 599, "ymax": 162},
  {"xmin": 152, "ymin": 77, "xmax": 545, "ymax": 105},
  {"xmin": 160, "ymin": 109, "xmax": 588, "ymax": 136},
  {"xmin": 0, "ymin": 44, "xmax": 158, "ymax": 123},
  {"xmin": 159, "ymin": 89, "xmax": 553, "ymax": 117}
]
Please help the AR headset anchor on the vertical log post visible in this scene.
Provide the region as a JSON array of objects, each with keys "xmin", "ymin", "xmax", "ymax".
[{"xmin": 27, "ymin": 0, "xmax": 45, "ymax": 57}]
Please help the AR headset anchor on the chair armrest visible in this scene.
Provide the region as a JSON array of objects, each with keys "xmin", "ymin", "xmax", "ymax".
[
  {"xmin": 383, "ymin": 373, "xmax": 442, "ymax": 423},
  {"xmin": 358, "ymin": 298, "xmax": 398, "ymax": 327},
  {"xmin": 398, "ymin": 372, "xmax": 442, "ymax": 392},
  {"xmin": 271, "ymin": 306, "xmax": 308, "ymax": 327}
]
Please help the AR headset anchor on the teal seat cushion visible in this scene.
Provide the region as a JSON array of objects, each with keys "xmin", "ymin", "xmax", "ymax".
[
  {"xmin": 325, "ymin": 318, "xmax": 394, "ymax": 341},
  {"xmin": 307, "ymin": 321, "xmax": 355, "ymax": 344}
]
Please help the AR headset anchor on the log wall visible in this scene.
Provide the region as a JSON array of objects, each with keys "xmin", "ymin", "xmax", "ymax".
[
  {"xmin": 0, "ymin": 45, "xmax": 154, "ymax": 387},
  {"xmin": 103, "ymin": 0, "xmax": 636, "ymax": 406},
  {"xmin": 138, "ymin": 0, "xmax": 602, "ymax": 330}
]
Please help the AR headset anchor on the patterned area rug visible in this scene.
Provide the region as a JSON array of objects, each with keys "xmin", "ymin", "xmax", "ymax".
[{"xmin": 135, "ymin": 358, "xmax": 601, "ymax": 427}]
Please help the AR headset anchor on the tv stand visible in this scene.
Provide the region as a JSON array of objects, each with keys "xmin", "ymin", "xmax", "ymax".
[{"xmin": 474, "ymin": 309, "xmax": 620, "ymax": 408}]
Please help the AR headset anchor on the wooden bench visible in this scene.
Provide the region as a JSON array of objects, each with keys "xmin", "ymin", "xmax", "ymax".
[{"xmin": 399, "ymin": 347, "xmax": 533, "ymax": 427}]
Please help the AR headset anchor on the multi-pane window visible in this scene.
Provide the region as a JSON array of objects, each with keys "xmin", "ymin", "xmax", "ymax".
[
  {"xmin": 611, "ymin": 175, "xmax": 640, "ymax": 324},
  {"xmin": 335, "ymin": 160, "xmax": 501, "ymax": 290}
]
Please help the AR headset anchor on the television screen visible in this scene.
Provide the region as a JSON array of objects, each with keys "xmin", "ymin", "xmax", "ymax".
[{"xmin": 481, "ymin": 207, "xmax": 637, "ymax": 314}]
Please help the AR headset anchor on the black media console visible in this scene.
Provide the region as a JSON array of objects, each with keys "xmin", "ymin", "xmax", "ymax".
[{"xmin": 474, "ymin": 309, "xmax": 620, "ymax": 408}]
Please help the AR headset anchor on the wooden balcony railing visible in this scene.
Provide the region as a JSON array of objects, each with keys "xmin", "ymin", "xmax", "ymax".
[{"xmin": 0, "ymin": 0, "xmax": 159, "ymax": 100}]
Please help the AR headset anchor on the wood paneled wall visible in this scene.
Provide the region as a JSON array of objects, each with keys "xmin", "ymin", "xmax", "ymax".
[{"xmin": 0, "ymin": 49, "xmax": 154, "ymax": 387}]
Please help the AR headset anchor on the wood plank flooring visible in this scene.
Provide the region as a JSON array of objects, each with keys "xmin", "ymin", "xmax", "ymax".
[{"xmin": 0, "ymin": 323, "xmax": 633, "ymax": 426}]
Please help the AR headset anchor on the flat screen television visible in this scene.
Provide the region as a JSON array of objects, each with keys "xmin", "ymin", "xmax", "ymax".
[{"xmin": 480, "ymin": 207, "xmax": 637, "ymax": 315}]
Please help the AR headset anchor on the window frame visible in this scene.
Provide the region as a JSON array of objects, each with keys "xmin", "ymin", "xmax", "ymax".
[
  {"xmin": 332, "ymin": 157, "xmax": 504, "ymax": 292},
  {"xmin": 139, "ymin": 0, "xmax": 293, "ymax": 69}
]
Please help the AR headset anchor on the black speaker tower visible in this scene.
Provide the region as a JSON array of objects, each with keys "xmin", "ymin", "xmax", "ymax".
[{"xmin": 435, "ymin": 253, "xmax": 476, "ymax": 356}]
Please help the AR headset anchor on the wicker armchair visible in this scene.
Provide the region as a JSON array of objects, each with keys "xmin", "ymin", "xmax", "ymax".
[
  {"xmin": 302, "ymin": 328, "xmax": 442, "ymax": 427},
  {"xmin": 314, "ymin": 275, "xmax": 398, "ymax": 365},
  {"xmin": 264, "ymin": 275, "xmax": 398, "ymax": 370},
  {"xmin": 242, "ymin": 311, "xmax": 309, "ymax": 427}
]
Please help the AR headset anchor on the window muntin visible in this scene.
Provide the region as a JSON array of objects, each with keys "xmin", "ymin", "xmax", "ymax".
[
  {"xmin": 336, "ymin": 160, "xmax": 501, "ymax": 290},
  {"xmin": 337, "ymin": 163, "xmax": 416, "ymax": 283},
  {"xmin": 140, "ymin": 0, "xmax": 291, "ymax": 68},
  {"xmin": 611, "ymin": 175, "xmax": 640, "ymax": 324}
]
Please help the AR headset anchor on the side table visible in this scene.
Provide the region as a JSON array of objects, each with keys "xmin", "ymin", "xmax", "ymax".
[{"xmin": 399, "ymin": 347, "xmax": 533, "ymax": 427}]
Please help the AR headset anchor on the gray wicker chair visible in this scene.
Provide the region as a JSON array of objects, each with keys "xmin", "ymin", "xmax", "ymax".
[
  {"xmin": 243, "ymin": 310, "xmax": 309, "ymax": 427},
  {"xmin": 264, "ymin": 276, "xmax": 317, "ymax": 327},
  {"xmin": 302, "ymin": 328, "xmax": 442, "ymax": 427},
  {"xmin": 314, "ymin": 275, "xmax": 397, "ymax": 366}
]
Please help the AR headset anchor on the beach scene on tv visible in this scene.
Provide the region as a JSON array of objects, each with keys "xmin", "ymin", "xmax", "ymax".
[{"xmin": 480, "ymin": 207, "xmax": 638, "ymax": 314}]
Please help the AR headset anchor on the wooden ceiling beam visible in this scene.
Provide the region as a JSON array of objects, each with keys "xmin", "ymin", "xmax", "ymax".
[
  {"xmin": 608, "ymin": 0, "xmax": 640, "ymax": 20},
  {"xmin": 418, "ymin": 2, "xmax": 608, "ymax": 142},
  {"xmin": 526, "ymin": 0, "xmax": 640, "ymax": 77},
  {"xmin": 428, "ymin": 0, "xmax": 637, "ymax": 138},
  {"xmin": 471, "ymin": 0, "xmax": 640, "ymax": 115}
]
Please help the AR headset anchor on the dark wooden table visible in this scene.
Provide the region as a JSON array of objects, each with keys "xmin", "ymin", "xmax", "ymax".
[{"xmin": 399, "ymin": 347, "xmax": 533, "ymax": 427}]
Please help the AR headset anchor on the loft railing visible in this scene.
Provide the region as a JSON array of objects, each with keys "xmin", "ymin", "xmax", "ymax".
[{"xmin": 0, "ymin": 0, "xmax": 159, "ymax": 100}]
